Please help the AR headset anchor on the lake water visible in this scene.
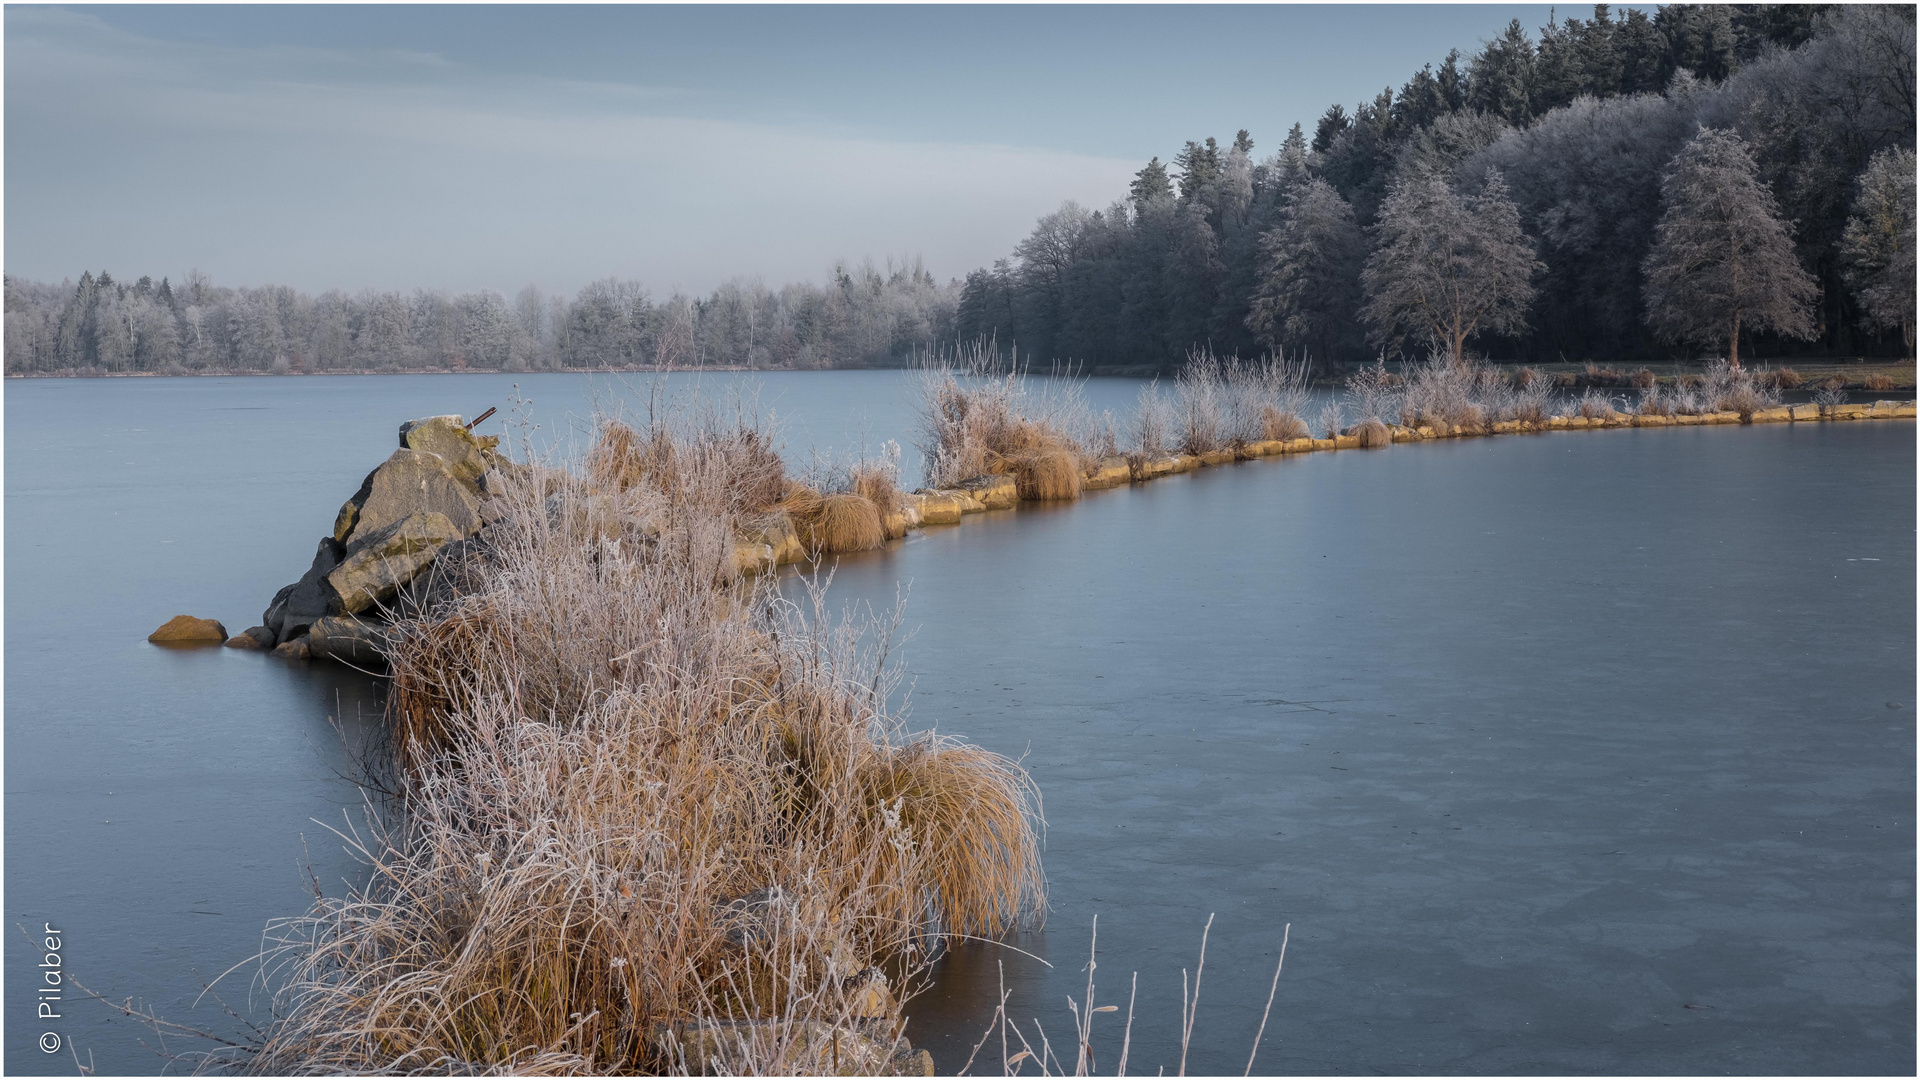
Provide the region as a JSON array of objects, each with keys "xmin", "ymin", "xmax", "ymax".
[{"xmin": 5, "ymin": 372, "xmax": 1913, "ymax": 1075}]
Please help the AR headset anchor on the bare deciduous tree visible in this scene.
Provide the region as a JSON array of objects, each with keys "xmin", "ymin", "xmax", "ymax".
[
  {"xmin": 1642, "ymin": 127, "xmax": 1817, "ymax": 368},
  {"xmin": 1360, "ymin": 169, "xmax": 1541, "ymax": 365}
]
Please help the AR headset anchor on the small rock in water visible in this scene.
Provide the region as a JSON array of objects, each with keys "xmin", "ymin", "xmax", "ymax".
[
  {"xmin": 148, "ymin": 615, "xmax": 228, "ymax": 646},
  {"xmin": 223, "ymin": 625, "xmax": 277, "ymax": 650},
  {"xmin": 272, "ymin": 636, "xmax": 311, "ymax": 661}
]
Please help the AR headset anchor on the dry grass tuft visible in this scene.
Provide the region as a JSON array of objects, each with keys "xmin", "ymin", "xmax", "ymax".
[
  {"xmin": 1864, "ymin": 372, "xmax": 1895, "ymax": 391},
  {"xmin": 1007, "ymin": 449, "xmax": 1084, "ymax": 501},
  {"xmin": 1352, "ymin": 417, "xmax": 1392, "ymax": 448},
  {"xmin": 1261, "ymin": 405, "xmax": 1310, "ymax": 442},
  {"xmin": 916, "ymin": 343, "xmax": 1101, "ymax": 494},
  {"xmin": 239, "ymin": 406, "xmax": 1043, "ymax": 1075},
  {"xmin": 1563, "ymin": 387, "xmax": 1620, "ymax": 420},
  {"xmin": 588, "ymin": 419, "xmax": 676, "ymax": 494},
  {"xmin": 807, "ymin": 493, "xmax": 887, "ymax": 552},
  {"xmin": 1701, "ymin": 360, "xmax": 1780, "ymax": 418}
]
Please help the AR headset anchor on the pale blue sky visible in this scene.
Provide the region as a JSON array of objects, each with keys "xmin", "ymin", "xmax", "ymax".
[{"xmin": 6, "ymin": 4, "xmax": 1587, "ymax": 296}]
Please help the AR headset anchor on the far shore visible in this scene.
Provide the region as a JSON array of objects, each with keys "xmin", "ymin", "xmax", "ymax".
[{"xmin": 6, "ymin": 357, "xmax": 1916, "ymax": 390}]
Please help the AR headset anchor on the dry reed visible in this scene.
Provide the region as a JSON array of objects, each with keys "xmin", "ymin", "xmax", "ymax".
[
  {"xmin": 1173, "ymin": 349, "xmax": 1313, "ymax": 454},
  {"xmin": 239, "ymin": 407, "xmax": 1044, "ymax": 1075},
  {"xmin": 1009, "ymin": 449, "xmax": 1084, "ymax": 501},
  {"xmin": 916, "ymin": 344, "xmax": 1096, "ymax": 496},
  {"xmin": 807, "ymin": 492, "xmax": 887, "ymax": 552},
  {"xmin": 1352, "ymin": 417, "xmax": 1392, "ymax": 448}
]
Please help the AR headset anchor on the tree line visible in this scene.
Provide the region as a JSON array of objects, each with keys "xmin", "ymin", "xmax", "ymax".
[
  {"xmin": 954, "ymin": 4, "xmax": 1915, "ymax": 371},
  {"xmin": 3, "ymin": 258, "xmax": 958, "ymax": 375}
]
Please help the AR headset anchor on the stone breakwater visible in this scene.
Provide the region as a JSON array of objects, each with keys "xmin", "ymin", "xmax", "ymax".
[
  {"xmin": 146, "ymin": 401, "xmax": 1917, "ymax": 664},
  {"xmin": 731, "ymin": 398, "xmax": 1918, "ymax": 578}
]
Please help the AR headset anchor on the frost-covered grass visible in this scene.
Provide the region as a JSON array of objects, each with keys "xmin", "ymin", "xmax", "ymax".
[{"xmin": 221, "ymin": 408, "xmax": 1045, "ymax": 1075}]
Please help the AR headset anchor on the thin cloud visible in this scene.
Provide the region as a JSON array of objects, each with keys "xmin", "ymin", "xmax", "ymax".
[{"xmin": 5, "ymin": 7, "xmax": 1139, "ymax": 295}]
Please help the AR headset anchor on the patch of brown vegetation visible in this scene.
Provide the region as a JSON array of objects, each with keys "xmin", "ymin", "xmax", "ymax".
[
  {"xmin": 1006, "ymin": 448, "xmax": 1084, "ymax": 501},
  {"xmin": 1352, "ymin": 417, "xmax": 1392, "ymax": 449},
  {"xmin": 248, "ymin": 414, "xmax": 1042, "ymax": 1074}
]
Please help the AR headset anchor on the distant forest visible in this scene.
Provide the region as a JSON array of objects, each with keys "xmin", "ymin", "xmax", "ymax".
[
  {"xmin": 5, "ymin": 4, "xmax": 1913, "ymax": 377},
  {"xmin": 2, "ymin": 256, "xmax": 955, "ymax": 375}
]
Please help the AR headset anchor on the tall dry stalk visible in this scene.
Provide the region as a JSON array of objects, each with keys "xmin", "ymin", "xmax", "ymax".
[{"xmin": 964, "ymin": 916, "xmax": 1291, "ymax": 1078}]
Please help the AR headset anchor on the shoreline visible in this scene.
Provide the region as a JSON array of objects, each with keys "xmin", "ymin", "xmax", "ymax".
[{"xmin": 737, "ymin": 398, "xmax": 1920, "ymax": 576}]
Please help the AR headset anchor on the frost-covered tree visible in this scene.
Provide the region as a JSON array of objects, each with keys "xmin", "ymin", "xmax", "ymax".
[
  {"xmin": 1361, "ymin": 169, "xmax": 1541, "ymax": 365},
  {"xmin": 1013, "ymin": 201, "xmax": 1093, "ymax": 322},
  {"xmin": 1468, "ymin": 92, "xmax": 1698, "ymax": 358},
  {"xmin": 1840, "ymin": 146, "xmax": 1916, "ymax": 353},
  {"xmin": 1246, "ymin": 179, "xmax": 1365, "ymax": 363},
  {"xmin": 1642, "ymin": 127, "xmax": 1817, "ymax": 368}
]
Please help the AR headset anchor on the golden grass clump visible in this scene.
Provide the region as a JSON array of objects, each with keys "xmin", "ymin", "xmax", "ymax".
[
  {"xmin": 588, "ymin": 403, "xmax": 788, "ymax": 520},
  {"xmin": 587, "ymin": 419, "xmax": 675, "ymax": 494},
  {"xmin": 915, "ymin": 345, "xmax": 1102, "ymax": 492},
  {"xmin": 806, "ymin": 492, "xmax": 887, "ymax": 552},
  {"xmin": 1007, "ymin": 448, "xmax": 1083, "ymax": 501},
  {"xmin": 1353, "ymin": 417, "xmax": 1392, "ymax": 448},
  {"xmin": 244, "ymin": 410, "xmax": 1043, "ymax": 1075},
  {"xmin": 1261, "ymin": 405, "xmax": 1310, "ymax": 442}
]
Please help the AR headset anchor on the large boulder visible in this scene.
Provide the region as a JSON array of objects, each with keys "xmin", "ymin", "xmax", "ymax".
[
  {"xmin": 327, "ymin": 511, "xmax": 463, "ymax": 614},
  {"xmin": 148, "ymin": 615, "xmax": 228, "ymax": 645},
  {"xmin": 264, "ymin": 538, "xmax": 346, "ymax": 645},
  {"xmin": 347, "ymin": 449, "xmax": 481, "ymax": 548},
  {"xmin": 1083, "ymin": 456, "xmax": 1133, "ymax": 488},
  {"xmin": 909, "ymin": 491, "xmax": 966, "ymax": 525},
  {"xmin": 307, "ymin": 615, "xmax": 393, "ymax": 666},
  {"xmin": 743, "ymin": 512, "xmax": 807, "ymax": 566},
  {"xmin": 399, "ymin": 415, "xmax": 493, "ymax": 486},
  {"xmin": 954, "ymin": 473, "xmax": 1018, "ymax": 509}
]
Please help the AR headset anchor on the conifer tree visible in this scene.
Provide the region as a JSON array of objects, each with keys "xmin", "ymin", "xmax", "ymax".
[
  {"xmin": 1469, "ymin": 20, "xmax": 1538, "ymax": 127},
  {"xmin": 1129, "ymin": 158, "xmax": 1173, "ymax": 213},
  {"xmin": 1642, "ymin": 127, "xmax": 1817, "ymax": 368},
  {"xmin": 1247, "ymin": 179, "xmax": 1365, "ymax": 365}
]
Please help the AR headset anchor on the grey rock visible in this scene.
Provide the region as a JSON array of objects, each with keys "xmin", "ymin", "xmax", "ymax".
[
  {"xmin": 327, "ymin": 511, "xmax": 462, "ymax": 614},
  {"xmin": 269, "ymin": 538, "xmax": 346, "ymax": 645},
  {"xmin": 399, "ymin": 415, "xmax": 491, "ymax": 486},
  {"xmin": 349, "ymin": 449, "xmax": 480, "ymax": 549},
  {"xmin": 332, "ymin": 466, "xmax": 378, "ymax": 543},
  {"xmin": 308, "ymin": 615, "xmax": 393, "ymax": 666},
  {"xmin": 224, "ymin": 625, "xmax": 277, "ymax": 650},
  {"xmin": 392, "ymin": 531, "xmax": 492, "ymax": 617}
]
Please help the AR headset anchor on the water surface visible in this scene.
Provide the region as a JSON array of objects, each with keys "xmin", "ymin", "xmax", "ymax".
[{"xmin": 5, "ymin": 374, "xmax": 1912, "ymax": 1074}]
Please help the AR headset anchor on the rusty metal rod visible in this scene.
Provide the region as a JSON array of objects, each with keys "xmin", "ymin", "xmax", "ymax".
[{"xmin": 465, "ymin": 407, "xmax": 497, "ymax": 430}]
